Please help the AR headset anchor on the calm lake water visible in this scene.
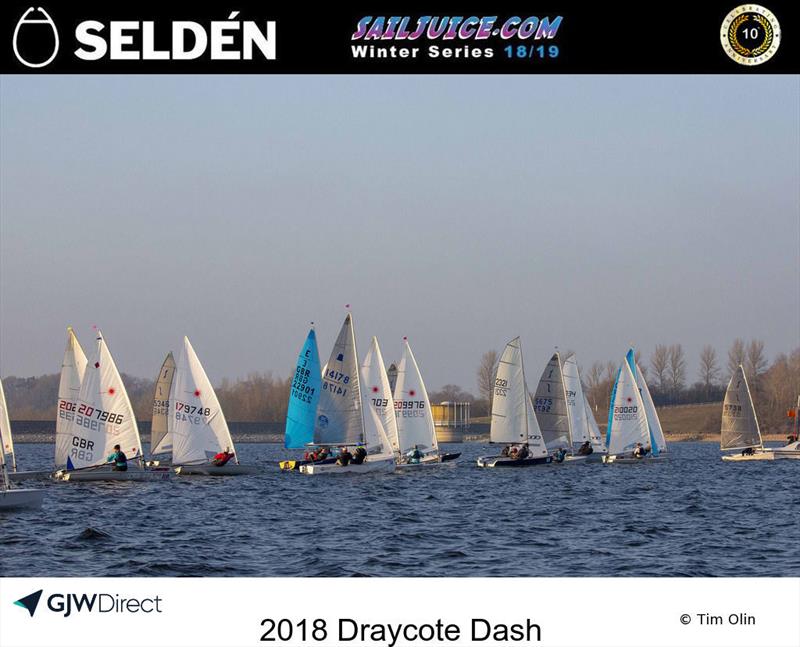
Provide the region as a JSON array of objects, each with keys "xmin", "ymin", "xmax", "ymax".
[{"xmin": 1, "ymin": 441, "xmax": 798, "ymax": 577}]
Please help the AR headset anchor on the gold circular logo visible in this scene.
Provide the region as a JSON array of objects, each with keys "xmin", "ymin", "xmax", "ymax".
[{"xmin": 721, "ymin": 5, "xmax": 781, "ymax": 65}]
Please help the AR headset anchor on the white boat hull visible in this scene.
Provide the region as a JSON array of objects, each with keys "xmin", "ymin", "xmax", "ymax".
[
  {"xmin": 174, "ymin": 463, "xmax": 259, "ymax": 476},
  {"xmin": 8, "ymin": 470, "xmax": 52, "ymax": 482},
  {"xmin": 476, "ymin": 455, "xmax": 552, "ymax": 468},
  {"xmin": 603, "ymin": 454, "xmax": 665, "ymax": 464},
  {"xmin": 722, "ymin": 451, "xmax": 775, "ymax": 462},
  {"xmin": 0, "ymin": 488, "xmax": 44, "ymax": 509},
  {"xmin": 55, "ymin": 467, "xmax": 172, "ymax": 482},
  {"xmin": 301, "ymin": 458, "xmax": 395, "ymax": 474}
]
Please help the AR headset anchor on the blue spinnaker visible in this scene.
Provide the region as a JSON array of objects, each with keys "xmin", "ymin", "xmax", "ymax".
[{"xmin": 285, "ymin": 328, "xmax": 321, "ymax": 449}]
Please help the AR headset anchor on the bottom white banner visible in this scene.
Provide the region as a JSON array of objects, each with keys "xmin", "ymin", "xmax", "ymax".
[{"xmin": 0, "ymin": 577, "xmax": 797, "ymax": 647}]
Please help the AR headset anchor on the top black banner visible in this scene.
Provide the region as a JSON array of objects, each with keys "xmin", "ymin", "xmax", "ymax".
[{"xmin": 2, "ymin": 1, "xmax": 798, "ymax": 73}]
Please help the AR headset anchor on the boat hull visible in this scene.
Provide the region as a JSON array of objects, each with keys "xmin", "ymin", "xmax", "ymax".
[
  {"xmin": 174, "ymin": 464, "xmax": 259, "ymax": 476},
  {"xmin": 0, "ymin": 488, "xmax": 44, "ymax": 509},
  {"xmin": 441, "ymin": 452, "xmax": 461, "ymax": 462},
  {"xmin": 55, "ymin": 467, "xmax": 172, "ymax": 482},
  {"xmin": 8, "ymin": 470, "xmax": 52, "ymax": 482},
  {"xmin": 279, "ymin": 457, "xmax": 337, "ymax": 471},
  {"xmin": 476, "ymin": 455, "xmax": 552, "ymax": 468},
  {"xmin": 602, "ymin": 454, "xmax": 664, "ymax": 464},
  {"xmin": 300, "ymin": 458, "xmax": 395, "ymax": 474}
]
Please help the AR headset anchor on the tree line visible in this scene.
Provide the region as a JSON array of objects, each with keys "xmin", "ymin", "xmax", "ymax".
[{"xmin": 2, "ymin": 371, "xmax": 290, "ymax": 423}]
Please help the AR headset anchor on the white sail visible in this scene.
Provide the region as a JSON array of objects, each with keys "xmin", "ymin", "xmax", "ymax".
[
  {"xmin": 583, "ymin": 397, "xmax": 606, "ymax": 452},
  {"xmin": 170, "ymin": 337, "xmax": 236, "ymax": 465},
  {"xmin": 721, "ymin": 365, "xmax": 762, "ymax": 451},
  {"xmin": 393, "ymin": 338, "xmax": 439, "ymax": 456},
  {"xmin": 607, "ymin": 361, "xmax": 649, "ymax": 456},
  {"xmin": 150, "ymin": 352, "xmax": 176, "ymax": 456},
  {"xmin": 361, "ymin": 337, "xmax": 400, "ymax": 459},
  {"xmin": 55, "ymin": 327, "xmax": 88, "ymax": 468},
  {"xmin": 314, "ymin": 314, "xmax": 364, "ymax": 446},
  {"xmin": 0, "ymin": 378, "xmax": 15, "ymax": 471},
  {"xmin": 635, "ymin": 363, "xmax": 667, "ymax": 454},
  {"xmin": 62, "ymin": 331, "xmax": 143, "ymax": 469},
  {"xmin": 562, "ymin": 354, "xmax": 589, "ymax": 445},
  {"xmin": 533, "ymin": 352, "xmax": 572, "ymax": 451},
  {"xmin": 491, "ymin": 338, "xmax": 548, "ymax": 456}
]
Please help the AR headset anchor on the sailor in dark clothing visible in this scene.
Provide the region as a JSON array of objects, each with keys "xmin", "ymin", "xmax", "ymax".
[
  {"xmin": 337, "ymin": 447, "xmax": 353, "ymax": 466},
  {"xmin": 500, "ymin": 445, "xmax": 510, "ymax": 457},
  {"xmin": 516, "ymin": 444, "xmax": 529, "ymax": 460},
  {"xmin": 577, "ymin": 441, "xmax": 593, "ymax": 456},
  {"xmin": 107, "ymin": 444, "xmax": 128, "ymax": 471},
  {"xmin": 553, "ymin": 447, "xmax": 567, "ymax": 463},
  {"xmin": 352, "ymin": 446, "xmax": 367, "ymax": 465},
  {"xmin": 741, "ymin": 446, "xmax": 755, "ymax": 456}
]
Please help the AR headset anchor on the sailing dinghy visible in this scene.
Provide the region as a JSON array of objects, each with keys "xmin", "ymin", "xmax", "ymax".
[
  {"xmin": 626, "ymin": 350, "xmax": 668, "ymax": 460},
  {"xmin": 720, "ymin": 365, "xmax": 774, "ymax": 462},
  {"xmin": 562, "ymin": 353, "xmax": 607, "ymax": 461},
  {"xmin": 0, "ymin": 379, "xmax": 44, "ymax": 508},
  {"xmin": 147, "ymin": 352, "xmax": 176, "ymax": 466},
  {"xmin": 280, "ymin": 327, "xmax": 325, "ymax": 471},
  {"xmin": 1, "ymin": 374, "xmax": 49, "ymax": 482},
  {"xmin": 50, "ymin": 327, "xmax": 88, "ymax": 478},
  {"xmin": 300, "ymin": 313, "xmax": 395, "ymax": 474},
  {"xmin": 477, "ymin": 337, "xmax": 552, "ymax": 467},
  {"xmin": 53, "ymin": 331, "xmax": 171, "ymax": 482},
  {"xmin": 361, "ymin": 336, "xmax": 401, "ymax": 463},
  {"xmin": 533, "ymin": 352, "xmax": 587, "ymax": 463},
  {"xmin": 171, "ymin": 337, "xmax": 258, "ymax": 475},
  {"xmin": 602, "ymin": 358, "xmax": 650, "ymax": 464},
  {"xmin": 393, "ymin": 337, "xmax": 460, "ymax": 467}
]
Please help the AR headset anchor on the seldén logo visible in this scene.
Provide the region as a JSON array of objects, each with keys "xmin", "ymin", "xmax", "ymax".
[
  {"xmin": 13, "ymin": 589, "xmax": 163, "ymax": 618},
  {"xmin": 11, "ymin": 6, "xmax": 276, "ymax": 69}
]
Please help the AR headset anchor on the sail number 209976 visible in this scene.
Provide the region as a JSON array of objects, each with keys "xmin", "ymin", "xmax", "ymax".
[{"xmin": 260, "ymin": 618, "xmax": 328, "ymax": 642}]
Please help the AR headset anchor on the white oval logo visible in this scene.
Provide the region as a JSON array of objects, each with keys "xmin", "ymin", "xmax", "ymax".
[{"xmin": 13, "ymin": 7, "xmax": 60, "ymax": 68}]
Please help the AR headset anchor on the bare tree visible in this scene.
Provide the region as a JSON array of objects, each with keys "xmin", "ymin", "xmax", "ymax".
[
  {"xmin": 727, "ymin": 338, "xmax": 746, "ymax": 378},
  {"xmin": 650, "ymin": 344, "xmax": 670, "ymax": 391},
  {"xmin": 476, "ymin": 350, "xmax": 499, "ymax": 411},
  {"xmin": 429, "ymin": 384, "xmax": 475, "ymax": 403},
  {"xmin": 745, "ymin": 339, "xmax": 768, "ymax": 390},
  {"xmin": 698, "ymin": 345, "xmax": 720, "ymax": 398},
  {"xmin": 668, "ymin": 344, "xmax": 686, "ymax": 396},
  {"xmin": 585, "ymin": 361, "xmax": 605, "ymax": 409}
]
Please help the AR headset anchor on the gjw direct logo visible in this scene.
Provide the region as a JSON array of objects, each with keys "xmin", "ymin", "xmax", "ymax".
[
  {"xmin": 13, "ymin": 589, "xmax": 163, "ymax": 618},
  {"xmin": 11, "ymin": 6, "xmax": 277, "ymax": 68}
]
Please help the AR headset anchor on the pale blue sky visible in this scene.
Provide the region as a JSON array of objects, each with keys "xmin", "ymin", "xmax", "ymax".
[{"xmin": 1, "ymin": 75, "xmax": 798, "ymax": 392}]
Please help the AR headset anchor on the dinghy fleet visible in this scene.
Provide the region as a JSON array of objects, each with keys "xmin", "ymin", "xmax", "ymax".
[{"xmin": 0, "ymin": 313, "xmax": 797, "ymax": 509}]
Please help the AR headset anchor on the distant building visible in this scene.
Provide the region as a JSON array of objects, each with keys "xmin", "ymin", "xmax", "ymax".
[
  {"xmin": 430, "ymin": 401, "xmax": 471, "ymax": 442},
  {"xmin": 387, "ymin": 363, "xmax": 398, "ymax": 393}
]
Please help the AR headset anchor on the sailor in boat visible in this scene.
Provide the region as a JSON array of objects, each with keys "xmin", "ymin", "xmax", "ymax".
[
  {"xmin": 406, "ymin": 445, "xmax": 423, "ymax": 464},
  {"xmin": 632, "ymin": 443, "xmax": 651, "ymax": 459},
  {"xmin": 351, "ymin": 446, "xmax": 367, "ymax": 465},
  {"xmin": 500, "ymin": 446, "xmax": 510, "ymax": 458},
  {"xmin": 515, "ymin": 444, "xmax": 529, "ymax": 460},
  {"xmin": 212, "ymin": 448, "xmax": 235, "ymax": 467},
  {"xmin": 577, "ymin": 441, "xmax": 593, "ymax": 456},
  {"xmin": 741, "ymin": 446, "xmax": 756, "ymax": 456},
  {"xmin": 106, "ymin": 445, "xmax": 128, "ymax": 472},
  {"xmin": 553, "ymin": 447, "xmax": 567, "ymax": 463},
  {"xmin": 337, "ymin": 447, "xmax": 353, "ymax": 466}
]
